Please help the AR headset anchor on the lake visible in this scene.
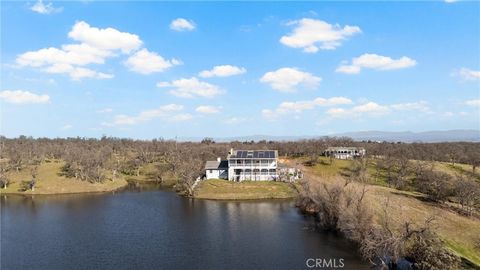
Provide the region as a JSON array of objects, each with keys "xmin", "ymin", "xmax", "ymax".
[{"xmin": 1, "ymin": 185, "xmax": 370, "ymax": 270}]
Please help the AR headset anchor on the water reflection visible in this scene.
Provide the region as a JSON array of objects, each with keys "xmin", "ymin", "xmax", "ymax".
[{"xmin": 1, "ymin": 188, "xmax": 370, "ymax": 270}]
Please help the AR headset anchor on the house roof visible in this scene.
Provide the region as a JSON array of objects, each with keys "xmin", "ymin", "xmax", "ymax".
[
  {"xmin": 325, "ymin": 147, "xmax": 365, "ymax": 151},
  {"xmin": 205, "ymin": 160, "xmax": 228, "ymax": 170},
  {"xmin": 228, "ymin": 150, "xmax": 278, "ymax": 159}
]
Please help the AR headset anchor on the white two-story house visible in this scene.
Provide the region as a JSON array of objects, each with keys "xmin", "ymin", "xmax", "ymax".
[
  {"xmin": 204, "ymin": 149, "xmax": 278, "ymax": 181},
  {"xmin": 227, "ymin": 149, "xmax": 278, "ymax": 181},
  {"xmin": 324, "ymin": 147, "xmax": 366, "ymax": 159}
]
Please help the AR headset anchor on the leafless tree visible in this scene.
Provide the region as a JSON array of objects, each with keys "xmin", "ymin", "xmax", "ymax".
[
  {"xmin": 414, "ymin": 168, "xmax": 454, "ymax": 202},
  {"xmin": 0, "ymin": 165, "xmax": 10, "ymax": 189},
  {"xmin": 297, "ymin": 179, "xmax": 459, "ymax": 269},
  {"xmin": 347, "ymin": 158, "xmax": 368, "ymax": 184},
  {"xmin": 454, "ymin": 175, "xmax": 480, "ymax": 216}
]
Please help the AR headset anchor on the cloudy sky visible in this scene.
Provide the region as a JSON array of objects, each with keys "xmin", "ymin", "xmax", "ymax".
[{"xmin": 1, "ymin": 1, "xmax": 479, "ymax": 139}]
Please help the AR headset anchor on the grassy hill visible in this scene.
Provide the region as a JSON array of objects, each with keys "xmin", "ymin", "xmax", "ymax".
[
  {"xmin": 290, "ymin": 156, "xmax": 480, "ymax": 267},
  {"xmin": 0, "ymin": 160, "xmax": 128, "ymax": 195}
]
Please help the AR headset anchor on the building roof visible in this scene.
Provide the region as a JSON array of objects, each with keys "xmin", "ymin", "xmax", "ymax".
[
  {"xmin": 325, "ymin": 146, "xmax": 365, "ymax": 151},
  {"xmin": 205, "ymin": 160, "xmax": 228, "ymax": 170},
  {"xmin": 228, "ymin": 150, "xmax": 278, "ymax": 159}
]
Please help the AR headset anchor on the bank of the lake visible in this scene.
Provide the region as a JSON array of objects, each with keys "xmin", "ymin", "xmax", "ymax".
[
  {"xmin": 194, "ymin": 179, "xmax": 299, "ymax": 200},
  {"xmin": 0, "ymin": 161, "xmax": 129, "ymax": 195},
  {"xmin": 0, "ymin": 186, "xmax": 370, "ymax": 270}
]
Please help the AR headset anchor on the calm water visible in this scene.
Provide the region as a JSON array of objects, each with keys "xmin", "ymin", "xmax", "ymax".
[{"xmin": 1, "ymin": 186, "xmax": 370, "ymax": 270}]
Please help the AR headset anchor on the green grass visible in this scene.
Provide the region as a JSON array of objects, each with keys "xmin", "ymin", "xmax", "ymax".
[
  {"xmin": 444, "ymin": 239, "xmax": 480, "ymax": 267},
  {"xmin": 194, "ymin": 179, "xmax": 298, "ymax": 200},
  {"xmin": 442, "ymin": 163, "xmax": 480, "ymax": 181},
  {"xmin": 1, "ymin": 161, "xmax": 129, "ymax": 195}
]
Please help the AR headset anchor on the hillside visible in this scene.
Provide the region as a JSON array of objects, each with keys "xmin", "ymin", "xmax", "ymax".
[
  {"xmin": 0, "ymin": 160, "xmax": 128, "ymax": 195},
  {"xmin": 288, "ymin": 156, "xmax": 480, "ymax": 267}
]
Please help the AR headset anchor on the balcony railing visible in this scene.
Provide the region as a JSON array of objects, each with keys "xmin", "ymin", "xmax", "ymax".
[
  {"xmin": 233, "ymin": 173, "xmax": 278, "ymax": 180},
  {"xmin": 235, "ymin": 172, "xmax": 276, "ymax": 176},
  {"xmin": 229, "ymin": 162, "xmax": 277, "ymax": 167}
]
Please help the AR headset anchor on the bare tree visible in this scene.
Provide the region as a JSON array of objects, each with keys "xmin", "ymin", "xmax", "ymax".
[
  {"xmin": 297, "ymin": 179, "xmax": 459, "ymax": 269},
  {"xmin": 0, "ymin": 178, "xmax": 9, "ymax": 189},
  {"xmin": 348, "ymin": 158, "xmax": 368, "ymax": 184},
  {"xmin": 454, "ymin": 176, "xmax": 480, "ymax": 216},
  {"xmin": 414, "ymin": 166, "xmax": 454, "ymax": 202},
  {"xmin": 31, "ymin": 166, "xmax": 38, "ymax": 179},
  {"xmin": 0, "ymin": 166, "xmax": 10, "ymax": 189}
]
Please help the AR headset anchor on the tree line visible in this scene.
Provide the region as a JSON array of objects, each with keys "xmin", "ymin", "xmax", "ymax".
[{"xmin": 1, "ymin": 135, "xmax": 479, "ymax": 195}]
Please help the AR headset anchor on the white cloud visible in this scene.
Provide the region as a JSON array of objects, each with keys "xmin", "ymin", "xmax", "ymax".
[
  {"xmin": 452, "ymin": 68, "xmax": 480, "ymax": 81},
  {"xmin": 223, "ymin": 117, "xmax": 247, "ymax": 125},
  {"xmin": 169, "ymin": 113, "xmax": 193, "ymax": 122},
  {"xmin": 196, "ymin": 106, "xmax": 220, "ymax": 114},
  {"xmin": 199, "ymin": 65, "xmax": 246, "ymax": 78},
  {"xmin": 157, "ymin": 77, "xmax": 224, "ymax": 98},
  {"xmin": 125, "ymin": 48, "xmax": 181, "ymax": 74},
  {"xmin": 445, "ymin": 0, "xmax": 459, "ymax": 3},
  {"xmin": 107, "ymin": 104, "xmax": 184, "ymax": 126},
  {"xmin": 260, "ymin": 67, "xmax": 321, "ymax": 92},
  {"xmin": 336, "ymin": 54, "xmax": 417, "ymax": 74},
  {"xmin": 97, "ymin": 108, "xmax": 113, "ymax": 113},
  {"xmin": 335, "ymin": 65, "xmax": 361, "ymax": 74},
  {"xmin": 390, "ymin": 101, "xmax": 431, "ymax": 113},
  {"xmin": 280, "ymin": 18, "xmax": 361, "ymax": 53},
  {"xmin": 0, "ymin": 90, "xmax": 50, "ymax": 104},
  {"xmin": 68, "ymin": 21, "xmax": 142, "ymax": 53},
  {"xmin": 326, "ymin": 102, "xmax": 390, "ymax": 118},
  {"xmin": 30, "ymin": 0, "xmax": 62, "ymax": 14},
  {"xmin": 262, "ymin": 97, "xmax": 352, "ymax": 120},
  {"xmin": 60, "ymin": 124, "xmax": 73, "ymax": 130},
  {"xmin": 170, "ymin": 18, "xmax": 196, "ymax": 31},
  {"xmin": 323, "ymin": 100, "xmax": 432, "ymax": 120},
  {"xmin": 465, "ymin": 99, "xmax": 480, "ymax": 107},
  {"xmin": 16, "ymin": 21, "xmax": 143, "ymax": 80},
  {"xmin": 45, "ymin": 64, "xmax": 113, "ymax": 80},
  {"xmin": 17, "ymin": 44, "xmax": 111, "ymax": 67},
  {"xmin": 261, "ymin": 109, "xmax": 276, "ymax": 121}
]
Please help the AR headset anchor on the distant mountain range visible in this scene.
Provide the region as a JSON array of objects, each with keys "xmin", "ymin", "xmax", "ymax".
[
  {"xmin": 179, "ymin": 129, "xmax": 480, "ymax": 143},
  {"xmin": 331, "ymin": 130, "xmax": 480, "ymax": 142}
]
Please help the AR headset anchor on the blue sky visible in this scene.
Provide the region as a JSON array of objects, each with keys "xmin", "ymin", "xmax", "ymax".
[{"xmin": 1, "ymin": 1, "xmax": 479, "ymax": 139}]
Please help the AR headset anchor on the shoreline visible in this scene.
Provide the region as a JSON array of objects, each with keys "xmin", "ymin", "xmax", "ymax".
[
  {"xmin": 192, "ymin": 195, "xmax": 297, "ymax": 201},
  {"xmin": 0, "ymin": 180, "xmax": 130, "ymax": 196},
  {"xmin": 192, "ymin": 179, "xmax": 299, "ymax": 200}
]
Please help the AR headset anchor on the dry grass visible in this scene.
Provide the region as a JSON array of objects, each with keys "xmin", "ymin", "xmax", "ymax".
[
  {"xmin": 435, "ymin": 162, "xmax": 480, "ymax": 181},
  {"xmin": 287, "ymin": 158, "xmax": 480, "ymax": 267},
  {"xmin": 124, "ymin": 162, "xmax": 177, "ymax": 186},
  {"xmin": 0, "ymin": 161, "xmax": 128, "ymax": 195},
  {"xmin": 194, "ymin": 179, "xmax": 298, "ymax": 200}
]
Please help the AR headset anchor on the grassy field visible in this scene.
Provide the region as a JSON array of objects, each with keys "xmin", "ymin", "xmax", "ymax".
[
  {"xmin": 308, "ymin": 157, "xmax": 352, "ymax": 178},
  {"xmin": 124, "ymin": 162, "xmax": 177, "ymax": 187},
  {"xmin": 0, "ymin": 161, "xmax": 128, "ymax": 195},
  {"xmin": 194, "ymin": 179, "xmax": 298, "ymax": 200},
  {"xmin": 288, "ymin": 157, "xmax": 480, "ymax": 267},
  {"xmin": 436, "ymin": 162, "xmax": 480, "ymax": 181}
]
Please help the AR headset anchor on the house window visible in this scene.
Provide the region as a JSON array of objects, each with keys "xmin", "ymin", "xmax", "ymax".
[{"xmin": 209, "ymin": 170, "xmax": 212, "ymax": 173}]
